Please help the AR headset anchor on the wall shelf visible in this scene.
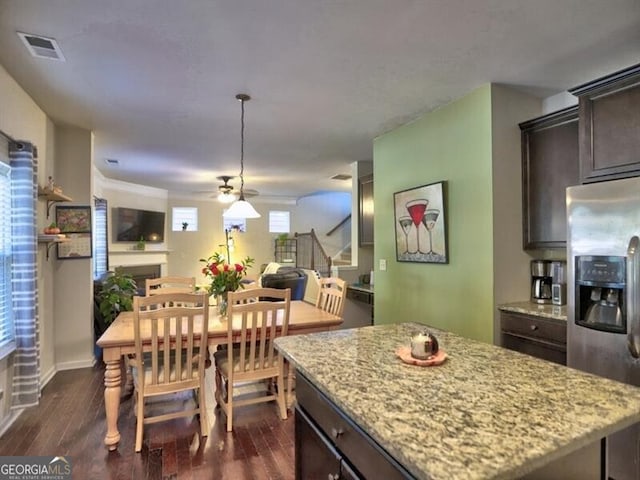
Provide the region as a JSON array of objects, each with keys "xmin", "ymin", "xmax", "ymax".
[
  {"xmin": 38, "ymin": 234, "xmax": 70, "ymax": 260},
  {"xmin": 38, "ymin": 186, "xmax": 73, "ymax": 218}
]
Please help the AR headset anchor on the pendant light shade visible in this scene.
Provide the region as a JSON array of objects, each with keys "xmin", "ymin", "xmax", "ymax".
[
  {"xmin": 224, "ymin": 197, "xmax": 260, "ymax": 218},
  {"xmin": 223, "ymin": 93, "xmax": 261, "ymax": 219}
]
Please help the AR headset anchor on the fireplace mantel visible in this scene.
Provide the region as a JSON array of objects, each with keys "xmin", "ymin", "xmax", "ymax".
[
  {"xmin": 109, "ymin": 249, "xmax": 171, "ymax": 255},
  {"xmin": 109, "ymin": 249, "xmax": 170, "ymax": 276}
]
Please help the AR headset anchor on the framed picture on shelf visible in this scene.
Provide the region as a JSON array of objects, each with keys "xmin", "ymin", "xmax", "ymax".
[
  {"xmin": 56, "ymin": 205, "xmax": 93, "ymax": 259},
  {"xmin": 393, "ymin": 181, "xmax": 448, "ymax": 264}
]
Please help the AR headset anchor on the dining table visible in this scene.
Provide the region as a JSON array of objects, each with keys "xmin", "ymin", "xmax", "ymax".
[{"xmin": 96, "ymin": 299, "xmax": 342, "ymax": 451}]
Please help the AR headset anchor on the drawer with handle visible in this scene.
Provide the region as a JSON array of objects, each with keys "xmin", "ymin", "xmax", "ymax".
[
  {"xmin": 296, "ymin": 372, "xmax": 413, "ymax": 480},
  {"xmin": 500, "ymin": 311, "xmax": 566, "ymax": 345}
]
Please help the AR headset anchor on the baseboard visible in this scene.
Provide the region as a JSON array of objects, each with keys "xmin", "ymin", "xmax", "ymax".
[
  {"xmin": 0, "ymin": 408, "xmax": 22, "ymax": 438},
  {"xmin": 40, "ymin": 365, "xmax": 57, "ymax": 388},
  {"xmin": 56, "ymin": 358, "xmax": 96, "ymax": 372}
]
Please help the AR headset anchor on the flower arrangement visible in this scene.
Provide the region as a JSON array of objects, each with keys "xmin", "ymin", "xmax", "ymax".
[{"xmin": 199, "ymin": 252, "xmax": 254, "ymax": 297}]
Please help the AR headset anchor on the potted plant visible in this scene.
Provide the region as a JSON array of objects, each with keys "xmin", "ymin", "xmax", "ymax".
[
  {"xmin": 200, "ymin": 252, "xmax": 254, "ymax": 316},
  {"xmin": 276, "ymin": 233, "xmax": 289, "ymax": 246},
  {"xmin": 96, "ymin": 269, "xmax": 138, "ymax": 331},
  {"xmin": 135, "ymin": 236, "xmax": 146, "ymax": 250}
]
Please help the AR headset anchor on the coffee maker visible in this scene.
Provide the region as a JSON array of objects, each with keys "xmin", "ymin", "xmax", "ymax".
[{"xmin": 531, "ymin": 260, "xmax": 552, "ymax": 304}]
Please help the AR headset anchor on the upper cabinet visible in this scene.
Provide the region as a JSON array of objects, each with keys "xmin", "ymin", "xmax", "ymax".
[
  {"xmin": 519, "ymin": 107, "xmax": 579, "ymax": 250},
  {"xmin": 358, "ymin": 174, "xmax": 374, "ymax": 246},
  {"xmin": 569, "ymin": 64, "xmax": 640, "ymax": 183}
]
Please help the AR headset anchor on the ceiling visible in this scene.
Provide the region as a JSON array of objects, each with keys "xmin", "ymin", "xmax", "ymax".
[{"xmin": 0, "ymin": 1, "xmax": 639, "ymax": 202}]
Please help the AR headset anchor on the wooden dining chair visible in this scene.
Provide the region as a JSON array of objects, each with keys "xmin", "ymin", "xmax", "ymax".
[
  {"xmin": 316, "ymin": 277, "xmax": 347, "ymax": 317},
  {"xmin": 281, "ymin": 276, "xmax": 347, "ymax": 405},
  {"xmin": 131, "ymin": 292, "xmax": 209, "ymax": 452},
  {"xmin": 214, "ymin": 287, "xmax": 291, "ymax": 432},
  {"xmin": 145, "ymin": 276, "xmax": 196, "ymax": 296}
]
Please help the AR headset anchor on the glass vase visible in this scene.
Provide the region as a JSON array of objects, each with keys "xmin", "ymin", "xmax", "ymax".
[{"xmin": 216, "ymin": 292, "xmax": 228, "ymax": 318}]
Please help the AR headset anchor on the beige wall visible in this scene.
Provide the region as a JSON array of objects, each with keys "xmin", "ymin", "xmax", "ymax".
[
  {"xmin": 53, "ymin": 125, "xmax": 95, "ymax": 369},
  {"xmin": 490, "ymin": 85, "xmax": 542, "ymax": 342},
  {"xmin": 166, "ymin": 192, "xmax": 352, "ymax": 284},
  {"xmin": 93, "ymin": 179, "xmax": 352, "ymax": 287}
]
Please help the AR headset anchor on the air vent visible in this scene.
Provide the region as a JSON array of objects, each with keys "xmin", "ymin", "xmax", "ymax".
[
  {"xmin": 331, "ymin": 174, "xmax": 352, "ymax": 181},
  {"xmin": 104, "ymin": 158, "xmax": 119, "ymax": 166},
  {"xmin": 17, "ymin": 32, "xmax": 66, "ymax": 61}
]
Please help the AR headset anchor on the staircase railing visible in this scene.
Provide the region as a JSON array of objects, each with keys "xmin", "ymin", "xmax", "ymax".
[
  {"xmin": 295, "ymin": 229, "xmax": 332, "ymax": 277},
  {"xmin": 326, "ymin": 214, "xmax": 351, "ymax": 236}
]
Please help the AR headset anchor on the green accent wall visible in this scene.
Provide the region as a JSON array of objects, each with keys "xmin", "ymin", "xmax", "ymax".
[{"xmin": 373, "ymin": 85, "xmax": 494, "ymax": 342}]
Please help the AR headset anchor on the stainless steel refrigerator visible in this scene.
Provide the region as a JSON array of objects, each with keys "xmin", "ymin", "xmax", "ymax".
[{"xmin": 567, "ymin": 176, "xmax": 640, "ymax": 480}]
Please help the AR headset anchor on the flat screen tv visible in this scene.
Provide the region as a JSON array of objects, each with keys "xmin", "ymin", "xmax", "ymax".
[{"xmin": 115, "ymin": 207, "xmax": 165, "ymax": 243}]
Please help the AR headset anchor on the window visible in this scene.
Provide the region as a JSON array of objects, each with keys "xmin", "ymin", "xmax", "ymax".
[
  {"xmin": 223, "ymin": 216, "xmax": 246, "ymax": 233},
  {"xmin": 269, "ymin": 211, "xmax": 290, "ymax": 233},
  {"xmin": 0, "ymin": 160, "xmax": 14, "ymax": 359},
  {"xmin": 172, "ymin": 207, "xmax": 198, "ymax": 231},
  {"xmin": 93, "ymin": 198, "xmax": 108, "ymax": 279}
]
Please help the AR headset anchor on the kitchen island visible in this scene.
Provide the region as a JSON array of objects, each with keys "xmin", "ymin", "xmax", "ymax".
[{"xmin": 274, "ymin": 322, "xmax": 640, "ymax": 480}]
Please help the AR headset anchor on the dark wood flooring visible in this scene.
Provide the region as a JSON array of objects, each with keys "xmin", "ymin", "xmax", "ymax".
[{"xmin": 0, "ymin": 361, "xmax": 295, "ymax": 480}]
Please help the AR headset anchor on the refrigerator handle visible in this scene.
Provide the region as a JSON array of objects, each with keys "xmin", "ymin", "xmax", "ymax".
[{"xmin": 627, "ymin": 236, "xmax": 640, "ymax": 358}]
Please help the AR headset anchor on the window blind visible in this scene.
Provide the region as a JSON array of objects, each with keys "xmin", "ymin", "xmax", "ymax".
[
  {"xmin": 172, "ymin": 207, "xmax": 198, "ymax": 231},
  {"xmin": 0, "ymin": 158, "xmax": 15, "ymax": 358},
  {"xmin": 93, "ymin": 197, "xmax": 108, "ymax": 279},
  {"xmin": 269, "ymin": 210, "xmax": 290, "ymax": 233}
]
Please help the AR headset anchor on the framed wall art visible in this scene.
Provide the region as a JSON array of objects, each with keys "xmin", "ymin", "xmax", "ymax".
[
  {"xmin": 394, "ymin": 181, "xmax": 448, "ymax": 264},
  {"xmin": 56, "ymin": 205, "xmax": 93, "ymax": 259}
]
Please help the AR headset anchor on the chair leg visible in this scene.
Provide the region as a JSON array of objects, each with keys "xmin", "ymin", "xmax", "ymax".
[
  {"xmin": 214, "ymin": 367, "xmax": 222, "ymax": 408},
  {"xmin": 276, "ymin": 371, "xmax": 287, "ymax": 420},
  {"xmin": 135, "ymin": 390, "xmax": 145, "ymax": 452},
  {"xmin": 197, "ymin": 385, "xmax": 209, "ymax": 438},
  {"xmin": 226, "ymin": 380, "xmax": 233, "ymax": 432}
]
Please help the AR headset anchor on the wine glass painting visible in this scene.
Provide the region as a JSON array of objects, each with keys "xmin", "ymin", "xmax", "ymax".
[{"xmin": 394, "ymin": 181, "xmax": 447, "ymax": 264}]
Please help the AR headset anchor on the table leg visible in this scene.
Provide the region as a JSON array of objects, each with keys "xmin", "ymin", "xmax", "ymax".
[{"xmin": 103, "ymin": 357, "xmax": 122, "ymax": 450}]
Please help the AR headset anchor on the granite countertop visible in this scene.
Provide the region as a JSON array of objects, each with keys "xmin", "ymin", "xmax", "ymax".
[
  {"xmin": 347, "ymin": 283, "xmax": 374, "ymax": 294},
  {"xmin": 275, "ymin": 323, "xmax": 640, "ymax": 480},
  {"xmin": 498, "ymin": 301, "xmax": 567, "ymax": 321}
]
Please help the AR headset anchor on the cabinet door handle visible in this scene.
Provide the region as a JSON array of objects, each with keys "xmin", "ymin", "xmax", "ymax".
[
  {"xmin": 530, "ymin": 324, "xmax": 538, "ymax": 331},
  {"xmin": 331, "ymin": 427, "xmax": 344, "ymax": 439}
]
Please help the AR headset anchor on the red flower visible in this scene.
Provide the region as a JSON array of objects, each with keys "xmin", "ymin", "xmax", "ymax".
[
  {"xmin": 211, "ymin": 265, "xmax": 220, "ymax": 275},
  {"xmin": 235, "ymin": 264, "xmax": 244, "ymax": 272},
  {"xmin": 223, "ymin": 264, "xmax": 230, "ymax": 272},
  {"xmin": 201, "ymin": 267, "xmax": 208, "ymax": 275}
]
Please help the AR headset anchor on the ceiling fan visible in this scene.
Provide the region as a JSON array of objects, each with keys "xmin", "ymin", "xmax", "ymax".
[{"xmin": 214, "ymin": 175, "xmax": 258, "ymax": 203}]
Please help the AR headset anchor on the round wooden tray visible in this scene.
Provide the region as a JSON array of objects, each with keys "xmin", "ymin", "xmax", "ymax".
[{"xmin": 395, "ymin": 346, "xmax": 448, "ymax": 367}]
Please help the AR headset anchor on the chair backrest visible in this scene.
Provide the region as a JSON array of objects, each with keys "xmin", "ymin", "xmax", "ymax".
[
  {"xmin": 145, "ymin": 276, "xmax": 196, "ymax": 296},
  {"xmin": 132, "ymin": 292, "xmax": 209, "ymax": 391},
  {"xmin": 226, "ymin": 287, "xmax": 291, "ymax": 375},
  {"xmin": 316, "ymin": 277, "xmax": 346, "ymax": 317}
]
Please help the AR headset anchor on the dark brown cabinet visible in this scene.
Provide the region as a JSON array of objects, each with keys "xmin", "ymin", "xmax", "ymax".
[
  {"xmin": 570, "ymin": 64, "xmax": 640, "ymax": 183},
  {"xmin": 500, "ymin": 311, "xmax": 567, "ymax": 365},
  {"xmin": 359, "ymin": 174, "xmax": 374, "ymax": 246},
  {"xmin": 519, "ymin": 107, "xmax": 579, "ymax": 250},
  {"xmin": 296, "ymin": 372, "xmax": 412, "ymax": 480},
  {"xmin": 296, "ymin": 407, "xmax": 360, "ymax": 480}
]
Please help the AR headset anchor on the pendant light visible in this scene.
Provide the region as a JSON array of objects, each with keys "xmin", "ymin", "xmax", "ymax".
[{"xmin": 223, "ymin": 93, "xmax": 261, "ymax": 219}]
